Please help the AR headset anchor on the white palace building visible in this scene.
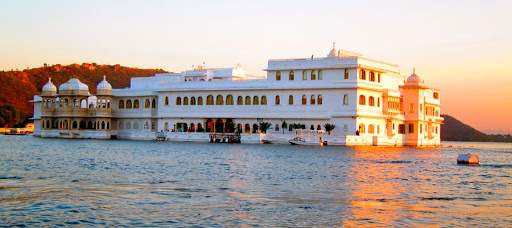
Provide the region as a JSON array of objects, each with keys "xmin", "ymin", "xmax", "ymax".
[{"xmin": 31, "ymin": 45, "xmax": 443, "ymax": 146}]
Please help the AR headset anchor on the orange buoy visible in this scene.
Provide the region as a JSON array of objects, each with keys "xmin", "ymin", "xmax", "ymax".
[{"xmin": 457, "ymin": 153, "xmax": 479, "ymax": 164}]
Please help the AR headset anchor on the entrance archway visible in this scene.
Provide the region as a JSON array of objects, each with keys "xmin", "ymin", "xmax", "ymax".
[
  {"xmin": 215, "ymin": 119, "xmax": 224, "ymax": 133},
  {"xmin": 206, "ymin": 119, "xmax": 214, "ymax": 132},
  {"xmin": 253, "ymin": 124, "xmax": 259, "ymax": 133}
]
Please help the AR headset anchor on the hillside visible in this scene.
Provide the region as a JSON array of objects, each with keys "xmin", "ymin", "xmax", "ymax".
[
  {"xmin": 0, "ymin": 63, "xmax": 166, "ymax": 113},
  {"xmin": 440, "ymin": 114, "xmax": 489, "ymax": 141},
  {"xmin": 441, "ymin": 114, "xmax": 511, "ymax": 142}
]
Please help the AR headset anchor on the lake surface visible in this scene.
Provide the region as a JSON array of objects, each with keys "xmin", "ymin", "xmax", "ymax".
[{"xmin": 1, "ymin": 135, "xmax": 511, "ymax": 227}]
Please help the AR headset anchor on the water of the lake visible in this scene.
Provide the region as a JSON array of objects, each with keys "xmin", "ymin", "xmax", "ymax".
[{"xmin": 1, "ymin": 135, "xmax": 511, "ymax": 227}]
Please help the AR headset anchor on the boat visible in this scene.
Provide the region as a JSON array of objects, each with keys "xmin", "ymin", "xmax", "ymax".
[
  {"xmin": 4, "ymin": 128, "xmax": 29, "ymax": 135},
  {"xmin": 288, "ymin": 129, "xmax": 325, "ymax": 146}
]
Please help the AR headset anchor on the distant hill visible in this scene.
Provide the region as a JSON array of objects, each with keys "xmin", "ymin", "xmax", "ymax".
[{"xmin": 441, "ymin": 114, "xmax": 511, "ymax": 142}]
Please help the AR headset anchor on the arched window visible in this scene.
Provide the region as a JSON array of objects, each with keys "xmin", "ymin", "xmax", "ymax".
[
  {"xmin": 302, "ymin": 95, "xmax": 307, "ymax": 105},
  {"xmin": 88, "ymin": 121, "xmax": 93, "ymax": 129},
  {"xmin": 369, "ymin": 96, "xmax": 375, "ymax": 106},
  {"xmin": 359, "ymin": 124, "xmax": 366, "ymax": 133},
  {"xmin": 226, "ymin": 95, "xmax": 234, "ymax": 105},
  {"xmin": 378, "ymin": 73, "xmax": 381, "ymax": 83},
  {"xmin": 310, "ymin": 125, "xmax": 315, "ymax": 130},
  {"xmin": 119, "ymin": 100, "xmax": 125, "ymax": 109},
  {"xmin": 377, "ymin": 98, "xmax": 380, "ymax": 107},
  {"xmin": 119, "ymin": 121, "xmax": 124, "ymax": 130},
  {"xmin": 253, "ymin": 124, "xmax": 259, "ymax": 133},
  {"xmin": 197, "ymin": 96, "xmax": 203, "ymax": 105},
  {"xmin": 275, "ymin": 95, "xmax": 280, "ymax": 105},
  {"xmin": 183, "ymin": 97, "xmax": 189, "ymax": 105},
  {"xmin": 126, "ymin": 100, "xmax": 132, "ymax": 109},
  {"xmin": 152, "ymin": 99, "xmax": 156, "ymax": 108},
  {"xmin": 368, "ymin": 124, "xmax": 375, "ymax": 134},
  {"xmin": 133, "ymin": 122, "xmax": 139, "ymax": 130},
  {"xmin": 245, "ymin": 124, "xmax": 251, "ymax": 133},
  {"xmin": 318, "ymin": 70, "xmax": 323, "ymax": 80},
  {"xmin": 164, "ymin": 97, "xmax": 169, "ymax": 106},
  {"xmin": 289, "ymin": 95, "xmax": 294, "ymax": 105},
  {"xmin": 302, "ymin": 70, "xmax": 307, "ymax": 80},
  {"xmin": 81, "ymin": 99, "xmax": 87, "ymax": 108},
  {"xmin": 245, "ymin": 96, "xmax": 251, "ymax": 105},
  {"xmin": 359, "ymin": 95, "xmax": 366, "ymax": 105},
  {"xmin": 276, "ymin": 71, "xmax": 281, "ymax": 81},
  {"xmin": 318, "ymin": 95, "xmax": 323, "ymax": 105},
  {"xmin": 310, "ymin": 95, "xmax": 316, "ymax": 105},
  {"xmin": 191, "ymin": 97, "xmax": 196, "ymax": 105},
  {"xmin": 72, "ymin": 121, "xmax": 78, "ymax": 129},
  {"xmin": 261, "ymin": 96, "xmax": 267, "ymax": 105},
  {"xmin": 359, "ymin": 69, "xmax": 366, "ymax": 80},
  {"xmin": 126, "ymin": 122, "xmax": 131, "ymax": 129},
  {"xmin": 289, "ymin": 71, "xmax": 294, "ymax": 81},
  {"xmin": 370, "ymin": 72, "xmax": 375, "ymax": 82},
  {"xmin": 317, "ymin": 125, "xmax": 322, "ymax": 130},
  {"xmin": 237, "ymin": 96, "xmax": 243, "ymax": 105},
  {"xmin": 253, "ymin": 96, "xmax": 259, "ymax": 105},
  {"xmin": 145, "ymin": 99, "xmax": 150, "ymax": 108},
  {"xmin": 102, "ymin": 121, "xmax": 106, "ymax": 130},
  {"xmin": 275, "ymin": 124, "xmax": 280, "ymax": 131},
  {"xmin": 311, "ymin": 70, "xmax": 316, "ymax": 80},
  {"xmin": 176, "ymin": 97, "xmax": 182, "ymax": 105},
  {"xmin": 206, "ymin": 95, "xmax": 214, "ymax": 105},
  {"xmin": 216, "ymin": 95, "xmax": 224, "ymax": 105},
  {"xmin": 377, "ymin": 125, "xmax": 380, "ymax": 134},
  {"xmin": 80, "ymin": 120, "xmax": 86, "ymax": 129},
  {"xmin": 132, "ymin": 99, "xmax": 139, "ymax": 108},
  {"xmin": 343, "ymin": 94, "xmax": 349, "ymax": 105},
  {"xmin": 344, "ymin": 69, "xmax": 349, "ymax": 79}
]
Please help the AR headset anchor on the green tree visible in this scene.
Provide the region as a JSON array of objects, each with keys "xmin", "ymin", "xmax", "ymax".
[
  {"xmin": 259, "ymin": 122, "xmax": 273, "ymax": 133},
  {"xmin": 281, "ymin": 120, "xmax": 288, "ymax": 134},
  {"xmin": 291, "ymin": 123, "xmax": 305, "ymax": 130},
  {"xmin": 323, "ymin": 123, "xmax": 336, "ymax": 135}
]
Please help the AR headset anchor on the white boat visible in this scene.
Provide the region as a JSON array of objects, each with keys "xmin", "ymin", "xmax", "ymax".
[
  {"xmin": 288, "ymin": 129, "xmax": 325, "ymax": 146},
  {"xmin": 288, "ymin": 137, "xmax": 323, "ymax": 146}
]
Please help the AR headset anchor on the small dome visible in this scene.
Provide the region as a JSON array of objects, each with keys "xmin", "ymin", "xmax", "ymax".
[
  {"xmin": 59, "ymin": 78, "xmax": 89, "ymax": 91},
  {"xmin": 59, "ymin": 82, "xmax": 72, "ymax": 91},
  {"xmin": 97, "ymin": 76, "xmax": 112, "ymax": 91},
  {"xmin": 407, "ymin": 68, "xmax": 422, "ymax": 83},
  {"xmin": 42, "ymin": 78, "xmax": 57, "ymax": 92},
  {"xmin": 96, "ymin": 76, "xmax": 112, "ymax": 95},
  {"xmin": 327, "ymin": 42, "xmax": 338, "ymax": 58}
]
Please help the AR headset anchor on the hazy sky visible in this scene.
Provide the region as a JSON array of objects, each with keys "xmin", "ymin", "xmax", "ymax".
[{"xmin": 1, "ymin": 0, "xmax": 511, "ymax": 133}]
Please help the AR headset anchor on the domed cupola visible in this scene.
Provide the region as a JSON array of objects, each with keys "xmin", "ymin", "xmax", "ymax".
[
  {"xmin": 96, "ymin": 75, "xmax": 112, "ymax": 95},
  {"xmin": 58, "ymin": 78, "xmax": 90, "ymax": 95},
  {"xmin": 42, "ymin": 77, "xmax": 57, "ymax": 96},
  {"xmin": 327, "ymin": 42, "xmax": 339, "ymax": 58},
  {"xmin": 406, "ymin": 68, "xmax": 424, "ymax": 84}
]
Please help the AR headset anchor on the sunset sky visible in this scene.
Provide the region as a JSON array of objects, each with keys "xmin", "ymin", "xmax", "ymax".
[{"xmin": 1, "ymin": 0, "xmax": 511, "ymax": 133}]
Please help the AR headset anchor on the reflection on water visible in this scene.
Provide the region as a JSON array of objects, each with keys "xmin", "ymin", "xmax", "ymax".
[{"xmin": 0, "ymin": 135, "xmax": 511, "ymax": 226}]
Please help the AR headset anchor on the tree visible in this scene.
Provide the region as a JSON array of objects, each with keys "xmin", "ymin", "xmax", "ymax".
[
  {"xmin": 323, "ymin": 123, "xmax": 336, "ymax": 135},
  {"xmin": 281, "ymin": 120, "xmax": 288, "ymax": 134},
  {"xmin": 259, "ymin": 122, "xmax": 272, "ymax": 133},
  {"xmin": 291, "ymin": 123, "xmax": 305, "ymax": 130}
]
